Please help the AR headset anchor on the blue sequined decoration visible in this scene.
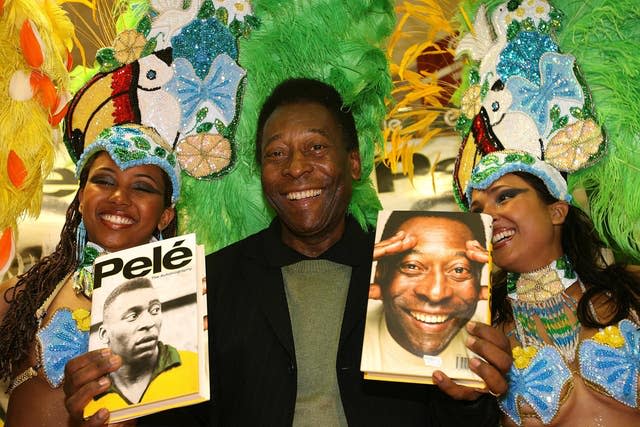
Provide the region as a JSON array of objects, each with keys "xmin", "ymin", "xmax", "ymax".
[
  {"xmin": 579, "ymin": 319, "xmax": 640, "ymax": 408},
  {"xmin": 497, "ymin": 31, "xmax": 558, "ymax": 85},
  {"xmin": 165, "ymin": 55, "xmax": 246, "ymax": 129},
  {"xmin": 171, "ymin": 18, "xmax": 238, "ymax": 80},
  {"xmin": 500, "ymin": 346, "xmax": 572, "ymax": 425},
  {"xmin": 36, "ymin": 309, "xmax": 89, "ymax": 387},
  {"xmin": 506, "ymin": 52, "xmax": 584, "ymax": 135}
]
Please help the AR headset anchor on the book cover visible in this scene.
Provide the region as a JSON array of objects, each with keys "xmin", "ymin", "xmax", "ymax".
[
  {"xmin": 84, "ymin": 234, "xmax": 209, "ymax": 422},
  {"xmin": 361, "ymin": 210, "xmax": 492, "ymax": 388}
]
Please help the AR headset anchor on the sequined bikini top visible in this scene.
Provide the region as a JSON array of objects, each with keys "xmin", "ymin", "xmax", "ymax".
[
  {"xmin": 500, "ymin": 318, "xmax": 640, "ymax": 425},
  {"xmin": 497, "ymin": 257, "xmax": 640, "ymax": 425},
  {"xmin": 8, "ymin": 275, "xmax": 90, "ymax": 393}
]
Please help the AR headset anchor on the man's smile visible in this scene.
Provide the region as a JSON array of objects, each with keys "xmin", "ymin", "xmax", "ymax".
[{"xmin": 286, "ymin": 189, "xmax": 322, "ymax": 200}]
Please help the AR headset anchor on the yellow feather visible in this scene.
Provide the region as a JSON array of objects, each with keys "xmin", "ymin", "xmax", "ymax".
[
  {"xmin": 0, "ymin": 0, "xmax": 71, "ymax": 278},
  {"xmin": 383, "ymin": 0, "xmax": 460, "ymax": 182}
]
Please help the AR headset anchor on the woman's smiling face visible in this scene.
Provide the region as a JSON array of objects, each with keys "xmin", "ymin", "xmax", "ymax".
[
  {"xmin": 470, "ymin": 173, "xmax": 566, "ymax": 273},
  {"xmin": 78, "ymin": 152, "xmax": 175, "ymax": 252}
]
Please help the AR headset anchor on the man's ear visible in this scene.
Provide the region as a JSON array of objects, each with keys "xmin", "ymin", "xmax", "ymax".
[
  {"xmin": 98, "ymin": 325, "xmax": 109, "ymax": 344},
  {"xmin": 369, "ymin": 282, "xmax": 382, "ymax": 300},
  {"xmin": 348, "ymin": 149, "xmax": 361, "ymax": 181},
  {"xmin": 370, "ymin": 265, "xmax": 385, "ymax": 299},
  {"xmin": 549, "ymin": 201, "xmax": 569, "ymax": 225}
]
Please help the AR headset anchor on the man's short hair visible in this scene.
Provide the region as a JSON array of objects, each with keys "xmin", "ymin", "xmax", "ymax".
[
  {"xmin": 103, "ymin": 277, "xmax": 155, "ymax": 314},
  {"xmin": 255, "ymin": 78, "xmax": 359, "ymax": 162},
  {"xmin": 376, "ymin": 211, "xmax": 487, "ymax": 287}
]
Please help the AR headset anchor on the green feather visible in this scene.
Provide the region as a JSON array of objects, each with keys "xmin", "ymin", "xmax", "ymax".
[
  {"xmin": 178, "ymin": 0, "xmax": 394, "ymax": 253},
  {"xmin": 556, "ymin": 0, "xmax": 640, "ymax": 262}
]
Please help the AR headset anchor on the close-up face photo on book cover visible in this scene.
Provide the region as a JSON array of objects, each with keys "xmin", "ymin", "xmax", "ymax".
[{"xmin": 362, "ymin": 210, "xmax": 492, "ymax": 387}]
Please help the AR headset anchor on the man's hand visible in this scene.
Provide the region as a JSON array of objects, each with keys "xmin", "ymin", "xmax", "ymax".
[
  {"xmin": 373, "ymin": 230, "xmax": 416, "ymax": 260},
  {"xmin": 63, "ymin": 348, "xmax": 132, "ymax": 426},
  {"xmin": 432, "ymin": 321, "xmax": 512, "ymax": 401}
]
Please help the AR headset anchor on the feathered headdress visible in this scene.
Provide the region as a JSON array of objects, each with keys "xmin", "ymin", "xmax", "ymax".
[
  {"xmin": 381, "ymin": 0, "xmax": 459, "ymax": 180},
  {"xmin": 0, "ymin": 0, "xmax": 74, "ymax": 278},
  {"xmin": 178, "ymin": 0, "xmax": 394, "ymax": 253},
  {"xmin": 452, "ymin": 0, "xmax": 640, "ymax": 263},
  {"xmin": 64, "ymin": 0, "xmax": 394, "ymax": 254}
]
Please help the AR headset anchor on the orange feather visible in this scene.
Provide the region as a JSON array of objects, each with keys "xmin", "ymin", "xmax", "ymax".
[
  {"xmin": 20, "ymin": 19, "xmax": 45, "ymax": 68},
  {"xmin": 0, "ymin": 228, "xmax": 14, "ymax": 276},
  {"xmin": 30, "ymin": 71, "xmax": 57, "ymax": 111},
  {"xmin": 7, "ymin": 150, "xmax": 27, "ymax": 188}
]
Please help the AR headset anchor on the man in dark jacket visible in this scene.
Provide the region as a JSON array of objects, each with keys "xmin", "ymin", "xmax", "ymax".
[{"xmin": 64, "ymin": 79, "xmax": 511, "ymax": 427}]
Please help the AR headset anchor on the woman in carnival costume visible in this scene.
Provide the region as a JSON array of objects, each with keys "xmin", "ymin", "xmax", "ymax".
[
  {"xmin": 0, "ymin": 123, "xmax": 181, "ymax": 427},
  {"xmin": 452, "ymin": 0, "xmax": 640, "ymax": 425}
]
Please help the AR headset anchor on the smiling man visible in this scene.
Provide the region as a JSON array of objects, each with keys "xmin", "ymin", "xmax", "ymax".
[
  {"xmin": 87, "ymin": 278, "xmax": 197, "ymax": 412},
  {"xmin": 363, "ymin": 211, "xmax": 488, "ymax": 378},
  {"xmin": 193, "ymin": 79, "xmax": 504, "ymax": 426}
]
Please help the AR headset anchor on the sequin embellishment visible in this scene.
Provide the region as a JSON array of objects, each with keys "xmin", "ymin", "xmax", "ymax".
[
  {"xmin": 500, "ymin": 346, "xmax": 571, "ymax": 425},
  {"xmin": 166, "ymin": 55, "xmax": 245, "ymax": 129},
  {"xmin": 579, "ymin": 319, "xmax": 640, "ymax": 408},
  {"xmin": 171, "ymin": 18, "xmax": 238, "ymax": 79},
  {"xmin": 36, "ymin": 308, "xmax": 89, "ymax": 387},
  {"xmin": 497, "ymin": 31, "xmax": 558, "ymax": 85},
  {"xmin": 506, "ymin": 52, "xmax": 584, "ymax": 136}
]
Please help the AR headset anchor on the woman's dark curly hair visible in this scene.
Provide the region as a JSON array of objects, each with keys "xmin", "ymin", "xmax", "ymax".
[
  {"xmin": 491, "ymin": 172, "xmax": 640, "ymax": 328},
  {"xmin": 0, "ymin": 154, "xmax": 177, "ymax": 382}
]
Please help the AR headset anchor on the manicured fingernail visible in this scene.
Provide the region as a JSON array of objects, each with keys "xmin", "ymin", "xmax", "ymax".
[
  {"xmin": 466, "ymin": 321, "xmax": 477, "ymax": 332},
  {"xmin": 432, "ymin": 371, "xmax": 443, "ymax": 383},
  {"xmin": 98, "ymin": 376, "xmax": 109, "ymax": 387},
  {"xmin": 470, "ymin": 358, "xmax": 481, "ymax": 369}
]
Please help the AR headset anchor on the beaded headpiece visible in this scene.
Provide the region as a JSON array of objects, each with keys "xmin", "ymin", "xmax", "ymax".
[
  {"xmin": 63, "ymin": 1, "xmax": 250, "ymax": 180},
  {"xmin": 76, "ymin": 124, "xmax": 181, "ymax": 205},
  {"xmin": 453, "ymin": 0, "xmax": 606, "ymax": 210},
  {"xmin": 465, "ymin": 150, "xmax": 571, "ymax": 205}
]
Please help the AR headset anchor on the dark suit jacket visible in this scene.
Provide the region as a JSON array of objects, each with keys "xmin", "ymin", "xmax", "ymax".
[{"xmin": 141, "ymin": 217, "xmax": 498, "ymax": 426}]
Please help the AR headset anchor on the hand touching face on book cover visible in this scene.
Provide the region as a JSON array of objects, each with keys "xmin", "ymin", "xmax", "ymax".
[{"xmin": 370, "ymin": 213, "xmax": 485, "ymax": 356}]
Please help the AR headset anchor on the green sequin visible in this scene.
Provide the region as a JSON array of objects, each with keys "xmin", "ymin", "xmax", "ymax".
[{"xmin": 133, "ymin": 136, "xmax": 152, "ymax": 151}]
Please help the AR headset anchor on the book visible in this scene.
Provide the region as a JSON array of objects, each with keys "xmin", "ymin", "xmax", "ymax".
[
  {"xmin": 84, "ymin": 234, "xmax": 209, "ymax": 422},
  {"xmin": 361, "ymin": 210, "xmax": 492, "ymax": 388}
]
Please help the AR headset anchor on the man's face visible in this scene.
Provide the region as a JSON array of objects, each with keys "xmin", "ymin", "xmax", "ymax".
[
  {"xmin": 259, "ymin": 101, "xmax": 361, "ymax": 251},
  {"xmin": 100, "ymin": 287, "xmax": 162, "ymax": 364},
  {"xmin": 381, "ymin": 217, "xmax": 481, "ymax": 356}
]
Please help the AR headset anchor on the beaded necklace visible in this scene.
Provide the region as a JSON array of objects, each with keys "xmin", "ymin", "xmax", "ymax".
[
  {"xmin": 507, "ymin": 256, "xmax": 581, "ymax": 362},
  {"xmin": 72, "ymin": 242, "xmax": 105, "ymax": 298}
]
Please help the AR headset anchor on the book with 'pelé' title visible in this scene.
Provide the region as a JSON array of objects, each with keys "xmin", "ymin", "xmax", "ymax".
[
  {"xmin": 84, "ymin": 233, "xmax": 209, "ymax": 422},
  {"xmin": 361, "ymin": 210, "xmax": 492, "ymax": 388}
]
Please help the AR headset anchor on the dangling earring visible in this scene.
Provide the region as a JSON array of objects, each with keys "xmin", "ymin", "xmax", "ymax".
[{"xmin": 76, "ymin": 219, "xmax": 87, "ymax": 262}]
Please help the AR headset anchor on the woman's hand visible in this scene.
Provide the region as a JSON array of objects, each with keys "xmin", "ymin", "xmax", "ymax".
[
  {"xmin": 63, "ymin": 348, "xmax": 134, "ymax": 426},
  {"xmin": 433, "ymin": 320, "xmax": 512, "ymax": 401}
]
